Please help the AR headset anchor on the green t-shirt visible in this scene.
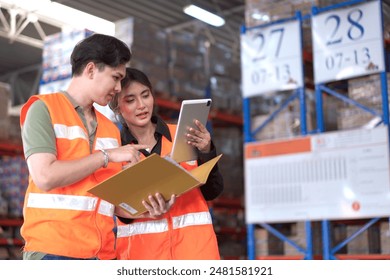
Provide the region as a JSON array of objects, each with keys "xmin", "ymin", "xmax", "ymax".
[
  {"xmin": 22, "ymin": 92, "xmax": 97, "ymax": 159},
  {"xmin": 21, "ymin": 92, "xmax": 98, "ymax": 259}
]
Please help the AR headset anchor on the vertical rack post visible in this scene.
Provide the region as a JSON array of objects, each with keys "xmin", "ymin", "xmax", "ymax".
[
  {"xmin": 241, "ymin": 12, "xmax": 313, "ymax": 260},
  {"xmin": 311, "ymin": 0, "xmax": 388, "ymax": 260}
]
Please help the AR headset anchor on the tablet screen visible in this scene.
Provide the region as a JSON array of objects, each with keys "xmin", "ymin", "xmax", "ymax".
[{"xmin": 170, "ymin": 98, "xmax": 212, "ymax": 163}]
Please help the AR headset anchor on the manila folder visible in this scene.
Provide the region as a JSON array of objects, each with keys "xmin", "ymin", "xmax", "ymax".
[{"xmin": 88, "ymin": 153, "xmax": 222, "ymax": 217}]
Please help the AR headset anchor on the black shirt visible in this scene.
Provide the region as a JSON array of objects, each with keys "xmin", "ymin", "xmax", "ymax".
[
  {"xmin": 120, "ymin": 115, "xmax": 224, "ymax": 201},
  {"xmin": 117, "ymin": 116, "xmax": 224, "ymax": 224}
]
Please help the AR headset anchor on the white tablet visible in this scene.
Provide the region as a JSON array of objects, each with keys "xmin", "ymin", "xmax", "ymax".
[{"xmin": 170, "ymin": 98, "xmax": 212, "ymax": 163}]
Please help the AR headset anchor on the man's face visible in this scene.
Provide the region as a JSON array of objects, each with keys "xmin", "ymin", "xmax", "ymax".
[{"xmin": 92, "ymin": 64, "xmax": 126, "ymax": 107}]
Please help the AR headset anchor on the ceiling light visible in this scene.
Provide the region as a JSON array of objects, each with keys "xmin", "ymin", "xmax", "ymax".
[
  {"xmin": 183, "ymin": 4, "xmax": 225, "ymax": 27},
  {"xmin": 251, "ymin": 13, "xmax": 270, "ymax": 22}
]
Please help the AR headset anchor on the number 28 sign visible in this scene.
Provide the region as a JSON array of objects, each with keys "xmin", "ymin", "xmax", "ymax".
[
  {"xmin": 312, "ymin": 0, "xmax": 384, "ymax": 84},
  {"xmin": 241, "ymin": 20, "xmax": 304, "ymax": 98}
]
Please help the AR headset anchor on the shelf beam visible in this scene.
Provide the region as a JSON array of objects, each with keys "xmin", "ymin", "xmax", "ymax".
[{"xmin": 0, "ymin": 141, "xmax": 23, "ymax": 156}]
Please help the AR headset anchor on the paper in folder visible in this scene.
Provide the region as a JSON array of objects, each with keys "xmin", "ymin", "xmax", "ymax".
[{"xmin": 88, "ymin": 153, "xmax": 222, "ymax": 217}]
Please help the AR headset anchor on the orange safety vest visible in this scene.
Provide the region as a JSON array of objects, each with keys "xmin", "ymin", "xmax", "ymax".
[
  {"xmin": 115, "ymin": 124, "xmax": 220, "ymax": 260},
  {"xmin": 20, "ymin": 93, "xmax": 122, "ymax": 259}
]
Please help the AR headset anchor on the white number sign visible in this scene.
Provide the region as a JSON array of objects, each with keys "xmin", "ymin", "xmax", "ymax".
[
  {"xmin": 312, "ymin": 0, "xmax": 384, "ymax": 84},
  {"xmin": 241, "ymin": 20, "xmax": 303, "ymax": 97}
]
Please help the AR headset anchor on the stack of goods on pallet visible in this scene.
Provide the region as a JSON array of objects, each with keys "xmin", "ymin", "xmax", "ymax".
[
  {"xmin": 255, "ymin": 222, "xmax": 308, "ymax": 258},
  {"xmin": 116, "ymin": 17, "xmax": 242, "ymax": 114},
  {"xmin": 212, "ymin": 127, "xmax": 244, "ymax": 197},
  {"xmin": 251, "ymin": 91, "xmax": 315, "ymax": 141},
  {"xmin": 0, "ymin": 156, "xmax": 28, "ymax": 218},
  {"xmin": 116, "ymin": 17, "xmax": 171, "ymax": 97},
  {"xmin": 331, "ymin": 220, "xmax": 386, "ymax": 256},
  {"xmin": 211, "ymin": 197, "xmax": 246, "ymax": 259},
  {"xmin": 209, "ymin": 43, "xmax": 242, "ymax": 115},
  {"xmin": 0, "ymin": 83, "xmax": 10, "ymax": 141},
  {"xmin": 380, "ymin": 221, "xmax": 390, "ymax": 254},
  {"xmin": 167, "ymin": 31, "xmax": 208, "ymax": 100},
  {"xmin": 39, "ymin": 29, "xmax": 93, "ymax": 94},
  {"xmin": 337, "ymin": 74, "xmax": 386, "ymax": 130},
  {"xmin": 167, "ymin": 30, "xmax": 242, "ymax": 114}
]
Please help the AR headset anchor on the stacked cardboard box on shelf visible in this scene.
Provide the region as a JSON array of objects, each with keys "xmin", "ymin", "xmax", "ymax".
[
  {"xmin": 255, "ymin": 227, "xmax": 270, "ymax": 257},
  {"xmin": 245, "ymin": 0, "xmax": 348, "ymax": 29},
  {"xmin": 39, "ymin": 29, "xmax": 93, "ymax": 95},
  {"xmin": 0, "ymin": 83, "xmax": 10, "ymax": 141},
  {"xmin": 212, "ymin": 200, "xmax": 246, "ymax": 259},
  {"xmin": 255, "ymin": 222, "xmax": 308, "ymax": 258},
  {"xmin": 329, "ymin": 222, "xmax": 383, "ymax": 256},
  {"xmin": 209, "ymin": 43, "xmax": 242, "ymax": 114},
  {"xmin": 245, "ymin": 0, "xmax": 296, "ymax": 28},
  {"xmin": 0, "ymin": 82, "xmax": 26, "ymax": 232},
  {"xmin": 346, "ymin": 225, "xmax": 370, "ymax": 255},
  {"xmin": 167, "ymin": 30, "xmax": 242, "ymax": 114},
  {"xmin": 380, "ymin": 222, "xmax": 390, "ymax": 254},
  {"xmin": 283, "ymin": 222, "xmax": 307, "ymax": 256},
  {"xmin": 210, "ymin": 43, "xmax": 240, "ymax": 80},
  {"xmin": 115, "ymin": 17, "xmax": 168, "ymax": 100},
  {"xmin": 251, "ymin": 91, "xmax": 315, "ymax": 141},
  {"xmin": 212, "ymin": 127, "xmax": 244, "ymax": 197},
  {"xmin": 117, "ymin": 17, "xmax": 242, "ymax": 114},
  {"xmin": 7, "ymin": 115, "xmax": 21, "ymax": 143},
  {"xmin": 166, "ymin": 31, "xmax": 208, "ymax": 100},
  {"xmin": 244, "ymin": 0, "xmax": 354, "ymax": 55},
  {"xmin": 337, "ymin": 74, "xmax": 387, "ymax": 130},
  {"xmin": 337, "ymin": 106, "xmax": 382, "ymax": 130},
  {"xmin": 0, "ymin": 84, "xmax": 21, "ymax": 144},
  {"xmin": 0, "ymin": 156, "xmax": 28, "ymax": 218},
  {"xmin": 331, "ymin": 223, "xmax": 348, "ymax": 254}
]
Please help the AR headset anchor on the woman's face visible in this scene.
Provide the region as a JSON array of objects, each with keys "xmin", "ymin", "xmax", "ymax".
[{"xmin": 118, "ymin": 81, "xmax": 154, "ymax": 128}]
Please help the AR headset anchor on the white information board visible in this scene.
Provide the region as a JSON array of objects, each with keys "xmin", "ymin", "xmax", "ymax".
[
  {"xmin": 312, "ymin": 0, "xmax": 384, "ymax": 84},
  {"xmin": 241, "ymin": 20, "xmax": 303, "ymax": 97},
  {"xmin": 245, "ymin": 126, "xmax": 390, "ymax": 223}
]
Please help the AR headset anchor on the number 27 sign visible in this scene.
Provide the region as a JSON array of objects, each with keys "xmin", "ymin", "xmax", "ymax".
[
  {"xmin": 312, "ymin": 0, "xmax": 384, "ymax": 84},
  {"xmin": 241, "ymin": 20, "xmax": 303, "ymax": 98}
]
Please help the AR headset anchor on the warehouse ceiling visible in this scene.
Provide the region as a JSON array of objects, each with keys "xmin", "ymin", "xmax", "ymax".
[
  {"xmin": 0, "ymin": 0, "xmax": 245, "ymax": 73},
  {"xmin": 0, "ymin": 0, "xmax": 390, "ymax": 107},
  {"xmin": 0, "ymin": 0, "xmax": 245, "ymax": 106}
]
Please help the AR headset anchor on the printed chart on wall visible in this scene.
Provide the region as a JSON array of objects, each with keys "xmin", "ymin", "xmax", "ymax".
[{"xmin": 244, "ymin": 126, "xmax": 390, "ymax": 223}]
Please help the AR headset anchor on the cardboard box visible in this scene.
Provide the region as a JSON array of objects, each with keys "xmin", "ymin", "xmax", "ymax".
[
  {"xmin": 0, "ymin": 82, "xmax": 10, "ymax": 119},
  {"xmin": 346, "ymin": 225, "xmax": 369, "ymax": 254},
  {"xmin": 380, "ymin": 222, "xmax": 390, "ymax": 254},
  {"xmin": 89, "ymin": 154, "xmax": 222, "ymax": 217},
  {"xmin": 0, "ymin": 119, "xmax": 10, "ymax": 140}
]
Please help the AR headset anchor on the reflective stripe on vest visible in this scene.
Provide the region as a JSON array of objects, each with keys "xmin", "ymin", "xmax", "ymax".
[
  {"xmin": 117, "ymin": 219, "xmax": 169, "ymax": 238},
  {"xmin": 97, "ymin": 200, "xmax": 116, "ymax": 217},
  {"xmin": 95, "ymin": 137, "xmax": 120, "ymax": 149},
  {"xmin": 54, "ymin": 123, "xmax": 119, "ymax": 149},
  {"xmin": 26, "ymin": 193, "xmax": 114, "ymax": 217},
  {"xmin": 117, "ymin": 211, "xmax": 212, "ymax": 238},
  {"xmin": 172, "ymin": 211, "xmax": 212, "ymax": 229},
  {"xmin": 54, "ymin": 124, "xmax": 88, "ymax": 140}
]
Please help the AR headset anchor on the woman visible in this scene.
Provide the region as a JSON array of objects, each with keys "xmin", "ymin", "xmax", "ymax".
[{"xmin": 110, "ymin": 68, "xmax": 224, "ymax": 260}]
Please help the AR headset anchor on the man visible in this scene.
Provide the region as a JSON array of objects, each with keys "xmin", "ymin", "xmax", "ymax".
[{"xmin": 20, "ymin": 34, "xmax": 173, "ymax": 260}]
